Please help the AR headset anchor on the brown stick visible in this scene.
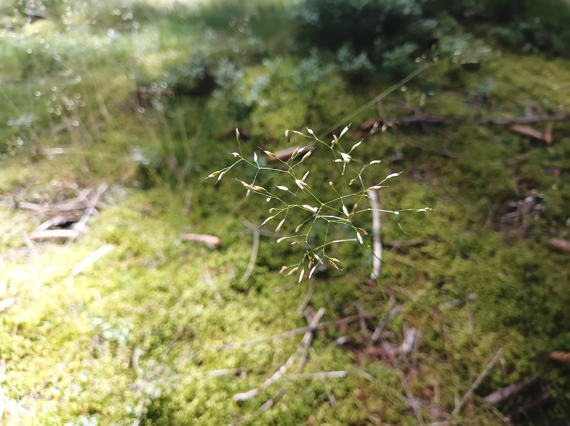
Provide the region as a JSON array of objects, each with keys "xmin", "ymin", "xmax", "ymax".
[
  {"xmin": 368, "ymin": 189, "xmax": 382, "ymax": 279},
  {"xmin": 232, "ymin": 308, "xmax": 324, "ymax": 401},
  {"xmin": 371, "ymin": 296, "xmax": 397, "ymax": 342},
  {"xmin": 70, "ymin": 244, "xmax": 114, "ymax": 276},
  {"xmin": 361, "ymin": 114, "xmax": 570, "ymax": 127},
  {"xmin": 203, "ymin": 312, "xmax": 377, "ymax": 352},
  {"xmin": 484, "ymin": 376, "xmax": 540, "ymax": 405},
  {"xmin": 387, "ymin": 349, "xmax": 425, "ymax": 425},
  {"xmin": 452, "ymin": 348, "xmax": 504, "ymax": 416},
  {"xmin": 27, "ymin": 229, "xmax": 79, "ymax": 240}
]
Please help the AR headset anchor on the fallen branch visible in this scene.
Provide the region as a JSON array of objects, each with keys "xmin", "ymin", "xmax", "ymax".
[
  {"xmin": 181, "ymin": 368, "xmax": 346, "ymax": 380},
  {"xmin": 233, "ymin": 308, "xmax": 325, "ymax": 401},
  {"xmin": 484, "ymin": 376, "xmax": 540, "ymax": 405},
  {"xmin": 386, "ymin": 349, "xmax": 425, "ymax": 425},
  {"xmin": 356, "ymin": 304, "xmax": 368, "ymax": 333},
  {"xmin": 266, "ymin": 146, "xmax": 315, "ymax": 164},
  {"xmin": 70, "ymin": 244, "xmax": 114, "ymax": 276},
  {"xmin": 371, "ymin": 297, "xmax": 397, "ymax": 342},
  {"xmin": 27, "ymin": 229, "xmax": 79, "ymax": 240},
  {"xmin": 359, "ymin": 113, "xmax": 570, "ymax": 129},
  {"xmin": 65, "ymin": 184, "xmax": 108, "ymax": 245},
  {"xmin": 230, "ymin": 309, "xmax": 327, "ymax": 425},
  {"xmin": 367, "ymin": 189, "xmax": 382, "ymax": 279},
  {"xmin": 32, "ymin": 215, "xmax": 74, "ymax": 233},
  {"xmin": 451, "ymin": 348, "xmax": 504, "ymax": 416},
  {"xmin": 17, "ymin": 202, "xmax": 43, "ymax": 211},
  {"xmin": 204, "ymin": 312, "xmax": 378, "ymax": 352}
]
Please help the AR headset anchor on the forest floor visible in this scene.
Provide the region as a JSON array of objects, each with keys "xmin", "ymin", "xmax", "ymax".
[{"xmin": 1, "ymin": 1, "xmax": 570, "ymax": 425}]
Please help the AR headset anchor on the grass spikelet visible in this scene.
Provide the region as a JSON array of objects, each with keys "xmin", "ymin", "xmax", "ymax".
[
  {"xmin": 287, "ymin": 266, "xmax": 299, "ymax": 276},
  {"xmin": 276, "ymin": 218, "xmax": 286, "ymax": 232}
]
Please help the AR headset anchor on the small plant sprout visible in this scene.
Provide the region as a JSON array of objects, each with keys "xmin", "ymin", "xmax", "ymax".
[{"xmin": 208, "ymin": 124, "xmax": 430, "ymax": 283}]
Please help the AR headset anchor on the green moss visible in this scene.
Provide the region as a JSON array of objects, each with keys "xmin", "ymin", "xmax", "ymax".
[{"xmin": 2, "ymin": 1, "xmax": 570, "ymax": 425}]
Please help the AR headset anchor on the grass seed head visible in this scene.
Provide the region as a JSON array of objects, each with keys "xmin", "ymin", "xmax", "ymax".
[
  {"xmin": 263, "ymin": 150, "xmax": 278, "ymax": 159},
  {"xmin": 287, "ymin": 266, "xmax": 299, "ymax": 276},
  {"xmin": 206, "ymin": 171, "xmax": 221, "ymax": 179},
  {"xmin": 276, "ymin": 218, "xmax": 286, "ymax": 232},
  {"xmin": 340, "ymin": 123, "xmax": 351, "ymax": 138},
  {"xmin": 308, "ymin": 265, "xmax": 317, "ymax": 279},
  {"xmin": 301, "ymin": 151, "xmax": 312, "ymax": 162}
]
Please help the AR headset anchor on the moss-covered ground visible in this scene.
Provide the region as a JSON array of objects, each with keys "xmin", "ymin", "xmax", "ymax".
[{"xmin": 1, "ymin": 1, "xmax": 570, "ymax": 425}]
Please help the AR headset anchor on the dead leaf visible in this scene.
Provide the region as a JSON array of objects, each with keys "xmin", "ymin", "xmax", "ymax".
[
  {"xmin": 504, "ymin": 124, "xmax": 545, "ymax": 141},
  {"xmin": 547, "ymin": 238, "xmax": 570, "ymax": 253},
  {"xmin": 182, "ymin": 234, "xmax": 221, "ymax": 249}
]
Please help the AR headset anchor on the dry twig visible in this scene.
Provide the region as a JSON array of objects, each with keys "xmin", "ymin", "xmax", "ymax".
[
  {"xmin": 232, "ymin": 308, "xmax": 325, "ymax": 402},
  {"xmin": 70, "ymin": 244, "xmax": 114, "ymax": 276},
  {"xmin": 371, "ymin": 296, "xmax": 397, "ymax": 342},
  {"xmin": 367, "ymin": 189, "xmax": 382, "ymax": 279},
  {"xmin": 386, "ymin": 349, "xmax": 425, "ymax": 425},
  {"xmin": 484, "ymin": 376, "xmax": 540, "ymax": 405},
  {"xmin": 548, "ymin": 238, "xmax": 570, "ymax": 254},
  {"xmin": 27, "ymin": 229, "xmax": 79, "ymax": 240},
  {"xmin": 204, "ymin": 312, "xmax": 377, "ymax": 352},
  {"xmin": 359, "ymin": 113, "xmax": 570, "ymax": 128},
  {"xmin": 451, "ymin": 348, "xmax": 504, "ymax": 416}
]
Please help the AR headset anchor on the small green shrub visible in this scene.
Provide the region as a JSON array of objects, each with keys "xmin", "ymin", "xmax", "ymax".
[{"xmin": 293, "ymin": 0, "xmax": 570, "ymax": 78}]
